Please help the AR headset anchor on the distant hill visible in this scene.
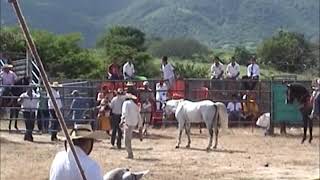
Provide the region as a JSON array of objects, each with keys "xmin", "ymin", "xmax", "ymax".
[{"xmin": 1, "ymin": 0, "xmax": 319, "ymax": 47}]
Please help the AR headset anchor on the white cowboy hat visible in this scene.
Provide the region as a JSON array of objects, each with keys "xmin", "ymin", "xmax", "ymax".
[
  {"xmin": 2, "ymin": 64, "xmax": 12, "ymax": 69},
  {"xmin": 125, "ymin": 93, "xmax": 137, "ymax": 100},
  {"xmin": 126, "ymin": 81, "xmax": 135, "ymax": 86},
  {"xmin": 143, "ymin": 81, "xmax": 149, "ymax": 86},
  {"xmin": 51, "ymin": 81, "xmax": 62, "ymax": 87},
  {"xmin": 58, "ymin": 124, "xmax": 108, "ymax": 140}
]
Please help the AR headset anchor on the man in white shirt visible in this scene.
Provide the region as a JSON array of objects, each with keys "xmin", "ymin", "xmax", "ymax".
[
  {"xmin": 50, "ymin": 124, "xmax": 104, "ymax": 180},
  {"xmin": 0, "ymin": 64, "xmax": 17, "ymax": 85},
  {"xmin": 48, "ymin": 82, "xmax": 63, "ymax": 141},
  {"xmin": 110, "ymin": 88, "xmax": 126, "ymax": 149},
  {"xmin": 242, "ymin": 57, "xmax": 260, "ymax": 90},
  {"xmin": 123, "ymin": 59, "xmax": 135, "ymax": 80},
  {"xmin": 156, "ymin": 80, "xmax": 168, "ymax": 110},
  {"xmin": 226, "ymin": 57, "xmax": 240, "ymax": 80},
  {"xmin": 121, "ymin": 93, "xmax": 143, "ymax": 159},
  {"xmin": 210, "ymin": 57, "xmax": 224, "ymax": 80},
  {"xmin": 18, "ymin": 87, "xmax": 39, "ymax": 141},
  {"xmin": 161, "ymin": 56, "xmax": 175, "ymax": 89},
  {"xmin": 226, "ymin": 94, "xmax": 242, "ymax": 123}
]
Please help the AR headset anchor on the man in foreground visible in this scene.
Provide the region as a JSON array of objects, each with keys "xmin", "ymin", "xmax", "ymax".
[{"xmin": 49, "ymin": 124, "xmax": 105, "ymax": 180}]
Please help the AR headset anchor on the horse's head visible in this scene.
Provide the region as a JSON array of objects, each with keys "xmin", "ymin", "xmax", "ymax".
[{"xmin": 162, "ymin": 99, "xmax": 183, "ymax": 118}]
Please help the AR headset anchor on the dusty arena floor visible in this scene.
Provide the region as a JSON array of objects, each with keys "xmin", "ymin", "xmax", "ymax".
[{"xmin": 0, "ymin": 122, "xmax": 319, "ymax": 180}]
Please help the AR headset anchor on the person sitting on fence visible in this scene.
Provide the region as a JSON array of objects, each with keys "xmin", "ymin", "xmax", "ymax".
[
  {"xmin": 123, "ymin": 59, "xmax": 135, "ymax": 80},
  {"xmin": 310, "ymin": 78, "xmax": 320, "ymax": 120},
  {"xmin": 18, "ymin": 87, "xmax": 39, "ymax": 142},
  {"xmin": 160, "ymin": 56, "xmax": 175, "ymax": 89},
  {"xmin": 242, "ymin": 56, "xmax": 260, "ymax": 90},
  {"xmin": 50, "ymin": 124, "xmax": 105, "ymax": 180},
  {"xmin": 139, "ymin": 81, "xmax": 154, "ymax": 136},
  {"xmin": 48, "ymin": 82, "xmax": 63, "ymax": 141},
  {"xmin": 210, "ymin": 57, "xmax": 224, "ymax": 80},
  {"xmin": 69, "ymin": 90, "xmax": 89, "ymax": 126},
  {"xmin": 107, "ymin": 62, "xmax": 121, "ymax": 80},
  {"xmin": 242, "ymin": 92, "xmax": 259, "ymax": 123},
  {"xmin": 96, "ymin": 95, "xmax": 112, "ymax": 136},
  {"xmin": 226, "ymin": 57, "xmax": 240, "ymax": 80},
  {"xmin": 156, "ymin": 79, "xmax": 168, "ymax": 111},
  {"xmin": 226, "ymin": 94, "xmax": 242, "ymax": 122},
  {"xmin": 110, "ymin": 88, "xmax": 126, "ymax": 149}
]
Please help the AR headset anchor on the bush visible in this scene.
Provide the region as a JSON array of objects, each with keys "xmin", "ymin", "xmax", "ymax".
[
  {"xmin": 233, "ymin": 46, "xmax": 252, "ymax": 65},
  {"xmin": 173, "ymin": 62, "xmax": 209, "ymax": 78}
]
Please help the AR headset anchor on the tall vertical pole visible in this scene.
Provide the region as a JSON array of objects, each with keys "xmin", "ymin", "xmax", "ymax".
[{"xmin": 7, "ymin": 1, "xmax": 87, "ymax": 180}]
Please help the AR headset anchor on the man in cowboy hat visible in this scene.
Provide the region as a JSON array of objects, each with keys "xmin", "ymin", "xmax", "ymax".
[
  {"xmin": 48, "ymin": 81, "xmax": 63, "ymax": 141},
  {"xmin": 110, "ymin": 88, "xmax": 126, "ymax": 149},
  {"xmin": 50, "ymin": 124, "xmax": 105, "ymax": 180},
  {"xmin": 121, "ymin": 93, "xmax": 143, "ymax": 159},
  {"xmin": 0, "ymin": 64, "xmax": 17, "ymax": 86}
]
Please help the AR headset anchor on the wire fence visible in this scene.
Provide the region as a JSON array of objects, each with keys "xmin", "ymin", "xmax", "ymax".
[{"xmin": 0, "ymin": 78, "xmax": 315, "ymax": 133}]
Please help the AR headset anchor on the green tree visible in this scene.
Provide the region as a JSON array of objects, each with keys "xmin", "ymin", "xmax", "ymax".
[
  {"xmin": 233, "ymin": 46, "xmax": 252, "ymax": 65},
  {"xmin": 0, "ymin": 26, "xmax": 26, "ymax": 53},
  {"xmin": 257, "ymin": 31, "xmax": 312, "ymax": 72}
]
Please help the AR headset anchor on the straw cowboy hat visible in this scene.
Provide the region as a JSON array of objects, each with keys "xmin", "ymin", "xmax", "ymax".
[
  {"xmin": 125, "ymin": 93, "xmax": 137, "ymax": 100},
  {"xmin": 58, "ymin": 124, "xmax": 108, "ymax": 141},
  {"xmin": 2, "ymin": 64, "xmax": 13, "ymax": 69},
  {"xmin": 51, "ymin": 81, "xmax": 62, "ymax": 87},
  {"xmin": 126, "ymin": 81, "xmax": 135, "ymax": 86}
]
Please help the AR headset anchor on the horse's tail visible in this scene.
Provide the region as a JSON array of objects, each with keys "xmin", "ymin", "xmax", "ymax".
[{"xmin": 215, "ymin": 102, "xmax": 229, "ymax": 130}]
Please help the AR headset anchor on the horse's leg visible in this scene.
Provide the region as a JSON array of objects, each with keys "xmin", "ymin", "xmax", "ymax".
[
  {"xmin": 199, "ymin": 123, "xmax": 202, "ymax": 134},
  {"xmin": 176, "ymin": 118, "xmax": 185, "ymax": 149},
  {"xmin": 301, "ymin": 114, "xmax": 307, "ymax": 144},
  {"xmin": 14, "ymin": 109, "xmax": 19, "ymax": 130},
  {"xmin": 308, "ymin": 116, "xmax": 313, "ymax": 143},
  {"xmin": 185, "ymin": 123, "xmax": 191, "ymax": 148},
  {"xmin": 213, "ymin": 126, "xmax": 219, "ymax": 149},
  {"xmin": 207, "ymin": 128, "xmax": 213, "ymax": 151}
]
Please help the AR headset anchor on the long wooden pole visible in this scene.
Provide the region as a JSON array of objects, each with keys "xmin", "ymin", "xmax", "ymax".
[{"xmin": 7, "ymin": 1, "xmax": 87, "ymax": 179}]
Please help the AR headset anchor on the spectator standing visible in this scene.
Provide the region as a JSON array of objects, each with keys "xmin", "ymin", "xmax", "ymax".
[
  {"xmin": 48, "ymin": 82, "xmax": 63, "ymax": 141},
  {"xmin": 121, "ymin": 93, "xmax": 143, "ymax": 159},
  {"xmin": 310, "ymin": 79, "xmax": 320, "ymax": 120},
  {"xmin": 0, "ymin": 64, "xmax": 17, "ymax": 85},
  {"xmin": 123, "ymin": 59, "xmax": 135, "ymax": 80},
  {"xmin": 36, "ymin": 84, "xmax": 50, "ymax": 133},
  {"xmin": 110, "ymin": 88, "xmax": 126, "ymax": 149},
  {"xmin": 161, "ymin": 56, "xmax": 175, "ymax": 89},
  {"xmin": 156, "ymin": 80, "xmax": 168, "ymax": 110},
  {"xmin": 243, "ymin": 56, "xmax": 260, "ymax": 90},
  {"xmin": 139, "ymin": 81, "xmax": 154, "ymax": 136},
  {"xmin": 97, "ymin": 96, "xmax": 111, "ymax": 135},
  {"xmin": 226, "ymin": 94, "xmax": 242, "ymax": 123},
  {"xmin": 18, "ymin": 87, "xmax": 39, "ymax": 141}
]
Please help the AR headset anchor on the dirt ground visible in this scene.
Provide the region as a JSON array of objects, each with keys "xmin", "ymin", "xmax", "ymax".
[{"xmin": 0, "ymin": 121, "xmax": 319, "ymax": 180}]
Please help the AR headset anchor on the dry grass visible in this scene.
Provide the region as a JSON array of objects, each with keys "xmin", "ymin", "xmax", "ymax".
[{"xmin": 0, "ymin": 121, "xmax": 319, "ymax": 180}]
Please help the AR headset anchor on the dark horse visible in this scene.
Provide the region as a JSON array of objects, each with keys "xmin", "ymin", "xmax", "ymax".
[
  {"xmin": 0, "ymin": 76, "xmax": 31, "ymax": 131},
  {"xmin": 286, "ymin": 83, "xmax": 313, "ymax": 143}
]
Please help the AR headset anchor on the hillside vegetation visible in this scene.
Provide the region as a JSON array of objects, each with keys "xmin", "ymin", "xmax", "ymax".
[{"xmin": 1, "ymin": 0, "xmax": 319, "ymax": 47}]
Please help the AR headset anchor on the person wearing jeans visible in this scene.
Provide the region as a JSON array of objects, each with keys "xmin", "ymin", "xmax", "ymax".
[
  {"xmin": 48, "ymin": 82, "xmax": 63, "ymax": 141},
  {"xmin": 110, "ymin": 88, "xmax": 126, "ymax": 149},
  {"xmin": 18, "ymin": 88, "xmax": 39, "ymax": 141}
]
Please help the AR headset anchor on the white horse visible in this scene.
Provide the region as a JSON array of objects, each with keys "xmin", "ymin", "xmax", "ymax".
[{"xmin": 163, "ymin": 99, "xmax": 228, "ymax": 150}]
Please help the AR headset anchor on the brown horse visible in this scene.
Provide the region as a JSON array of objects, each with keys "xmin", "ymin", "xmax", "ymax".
[{"xmin": 286, "ymin": 83, "xmax": 313, "ymax": 143}]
